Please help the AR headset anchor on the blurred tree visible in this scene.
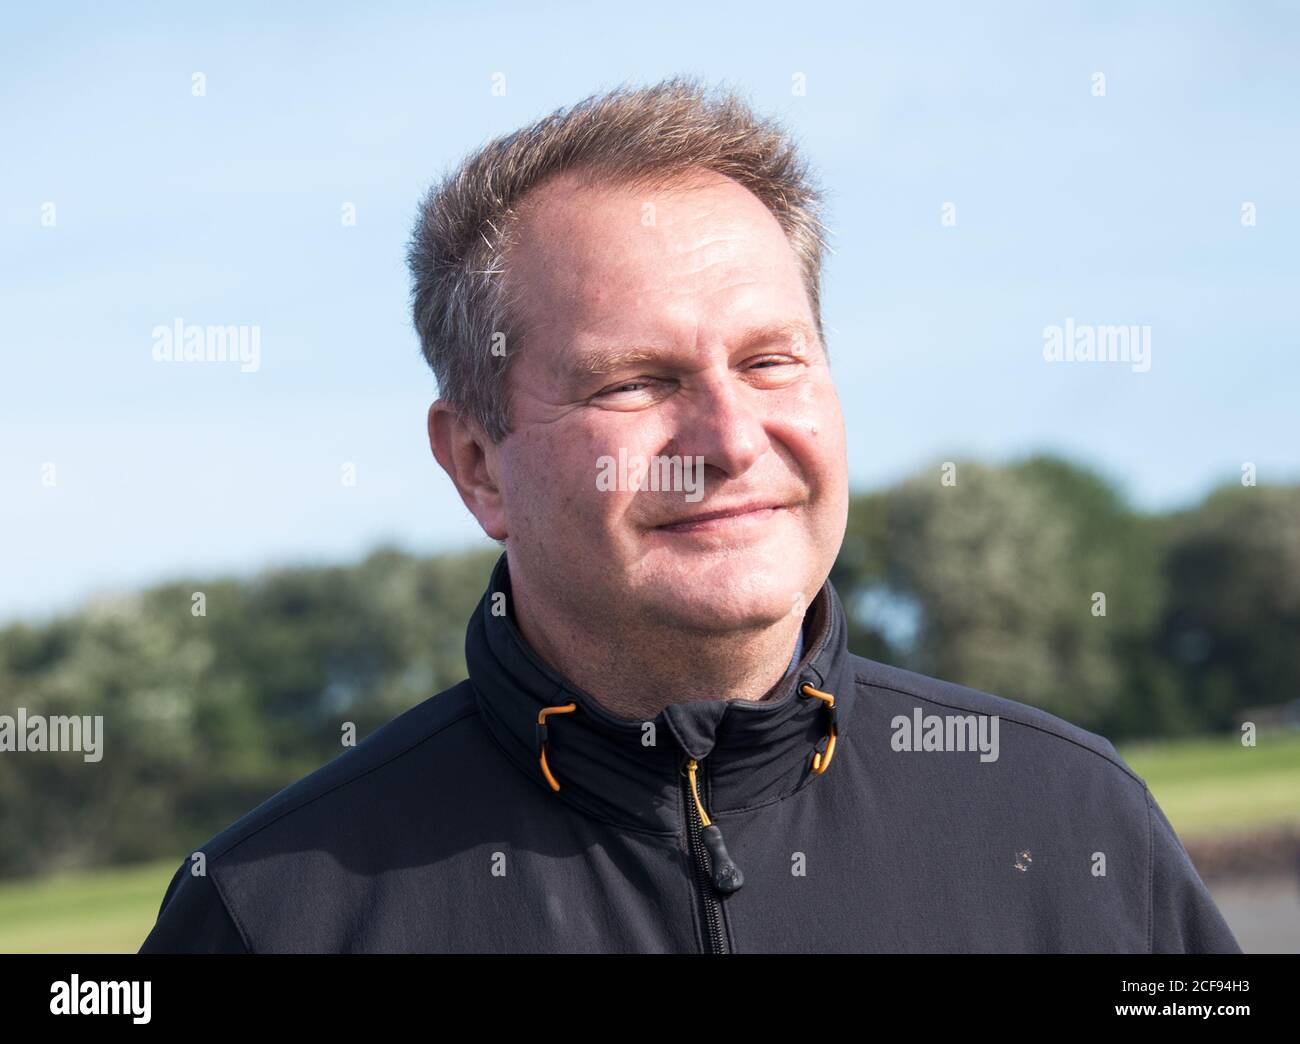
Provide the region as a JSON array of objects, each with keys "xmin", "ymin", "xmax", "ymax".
[
  {"xmin": 1159, "ymin": 484, "xmax": 1300, "ymax": 733},
  {"xmin": 0, "ymin": 546, "xmax": 499, "ymax": 878},
  {"xmin": 835, "ymin": 455, "xmax": 1164, "ymax": 732}
]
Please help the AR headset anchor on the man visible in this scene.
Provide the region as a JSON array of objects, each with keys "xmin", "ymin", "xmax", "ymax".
[{"xmin": 139, "ymin": 77, "xmax": 1241, "ymax": 954}]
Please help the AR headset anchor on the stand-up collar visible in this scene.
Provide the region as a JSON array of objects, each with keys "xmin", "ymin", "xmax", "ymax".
[{"xmin": 467, "ymin": 552, "xmax": 858, "ymax": 835}]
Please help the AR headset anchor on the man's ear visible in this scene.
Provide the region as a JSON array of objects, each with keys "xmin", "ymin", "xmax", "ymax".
[{"xmin": 427, "ymin": 400, "xmax": 508, "ymax": 541}]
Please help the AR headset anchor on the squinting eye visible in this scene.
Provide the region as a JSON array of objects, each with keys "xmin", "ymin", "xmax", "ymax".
[{"xmin": 603, "ymin": 380, "xmax": 649, "ymax": 395}]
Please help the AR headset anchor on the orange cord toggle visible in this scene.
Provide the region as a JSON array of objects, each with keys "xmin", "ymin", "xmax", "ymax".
[
  {"xmin": 683, "ymin": 757, "xmax": 711, "ymax": 826},
  {"xmin": 537, "ymin": 703, "xmax": 577, "ymax": 791},
  {"xmin": 800, "ymin": 683, "xmax": 838, "ymax": 774}
]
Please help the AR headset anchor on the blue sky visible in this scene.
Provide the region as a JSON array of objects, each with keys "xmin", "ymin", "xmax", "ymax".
[{"xmin": 2, "ymin": 1, "xmax": 1297, "ymax": 623}]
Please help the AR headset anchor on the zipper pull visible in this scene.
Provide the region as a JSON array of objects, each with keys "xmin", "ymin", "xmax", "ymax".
[
  {"xmin": 700, "ymin": 824, "xmax": 743, "ymax": 894},
  {"xmin": 684, "ymin": 757, "xmax": 744, "ymax": 894}
]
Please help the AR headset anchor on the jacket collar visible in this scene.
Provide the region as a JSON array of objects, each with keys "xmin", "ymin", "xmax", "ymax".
[{"xmin": 467, "ymin": 551, "xmax": 857, "ymax": 835}]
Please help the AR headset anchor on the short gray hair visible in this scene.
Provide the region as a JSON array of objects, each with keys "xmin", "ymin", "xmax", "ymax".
[{"xmin": 406, "ymin": 75, "xmax": 831, "ymax": 444}]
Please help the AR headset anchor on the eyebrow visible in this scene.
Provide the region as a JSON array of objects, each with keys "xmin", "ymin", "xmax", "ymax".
[{"xmin": 561, "ymin": 320, "xmax": 817, "ymax": 381}]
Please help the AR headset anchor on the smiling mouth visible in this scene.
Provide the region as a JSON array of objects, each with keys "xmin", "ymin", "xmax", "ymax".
[{"xmin": 653, "ymin": 503, "xmax": 787, "ymax": 533}]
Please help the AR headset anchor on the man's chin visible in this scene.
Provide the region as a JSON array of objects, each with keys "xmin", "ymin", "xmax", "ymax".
[{"xmin": 629, "ymin": 552, "xmax": 810, "ymax": 632}]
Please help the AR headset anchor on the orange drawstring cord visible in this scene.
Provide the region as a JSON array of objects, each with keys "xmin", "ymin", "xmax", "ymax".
[
  {"xmin": 800, "ymin": 683, "xmax": 838, "ymax": 774},
  {"xmin": 536, "ymin": 703, "xmax": 577, "ymax": 791},
  {"xmin": 683, "ymin": 757, "xmax": 711, "ymax": 826}
]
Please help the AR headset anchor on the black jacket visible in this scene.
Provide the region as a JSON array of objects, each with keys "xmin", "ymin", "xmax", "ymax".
[{"xmin": 139, "ymin": 552, "xmax": 1242, "ymax": 953}]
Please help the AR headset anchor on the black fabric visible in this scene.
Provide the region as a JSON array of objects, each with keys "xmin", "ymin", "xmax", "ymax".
[{"xmin": 139, "ymin": 551, "xmax": 1242, "ymax": 954}]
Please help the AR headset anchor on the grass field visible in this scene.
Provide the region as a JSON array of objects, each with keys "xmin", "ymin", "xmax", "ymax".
[
  {"xmin": 1117, "ymin": 729, "xmax": 1300, "ymax": 837},
  {"xmin": 2, "ymin": 731, "xmax": 1297, "ymax": 953},
  {"xmin": 0, "ymin": 859, "xmax": 177, "ymax": 954}
]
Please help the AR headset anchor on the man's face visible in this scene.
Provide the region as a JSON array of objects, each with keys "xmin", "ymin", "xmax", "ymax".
[{"xmin": 478, "ymin": 169, "xmax": 848, "ymax": 636}]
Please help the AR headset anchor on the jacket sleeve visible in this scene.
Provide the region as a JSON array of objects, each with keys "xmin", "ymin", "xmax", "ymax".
[
  {"xmin": 138, "ymin": 859, "xmax": 250, "ymax": 954},
  {"xmin": 1146, "ymin": 786, "xmax": 1243, "ymax": 954}
]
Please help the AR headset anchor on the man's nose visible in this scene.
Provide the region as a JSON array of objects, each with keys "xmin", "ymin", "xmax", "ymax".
[{"xmin": 672, "ymin": 378, "xmax": 767, "ymax": 478}]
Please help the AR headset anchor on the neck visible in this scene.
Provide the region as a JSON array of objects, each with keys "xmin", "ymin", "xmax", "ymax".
[{"xmin": 509, "ymin": 572, "xmax": 806, "ymax": 721}]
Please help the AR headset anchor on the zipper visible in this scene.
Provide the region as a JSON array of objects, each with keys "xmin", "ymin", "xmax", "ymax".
[{"xmin": 680, "ymin": 755, "xmax": 738, "ymax": 954}]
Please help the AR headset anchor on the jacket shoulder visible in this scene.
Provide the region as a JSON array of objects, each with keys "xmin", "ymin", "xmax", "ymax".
[
  {"xmin": 846, "ymin": 653, "xmax": 1142, "ymax": 786},
  {"xmin": 190, "ymin": 680, "xmax": 479, "ymax": 866},
  {"xmin": 139, "ymin": 680, "xmax": 480, "ymax": 952},
  {"xmin": 139, "ymin": 859, "xmax": 249, "ymax": 953},
  {"xmin": 845, "ymin": 654, "xmax": 1242, "ymax": 954}
]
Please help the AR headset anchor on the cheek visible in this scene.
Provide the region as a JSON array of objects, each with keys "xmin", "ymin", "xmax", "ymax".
[
  {"xmin": 509, "ymin": 424, "xmax": 645, "ymax": 531},
  {"xmin": 501, "ymin": 433, "xmax": 563, "ymax": 525},
  {"xmin": 587, "ymin": 422, "xmax": 664, "ymax": 523},
  {"xmin": 813, "ymin": 378, "xmax": 847, "ymax": 440},
  {"xmin": 782, "ymin": 381, "xmax": 844, "ymax": 468}
]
